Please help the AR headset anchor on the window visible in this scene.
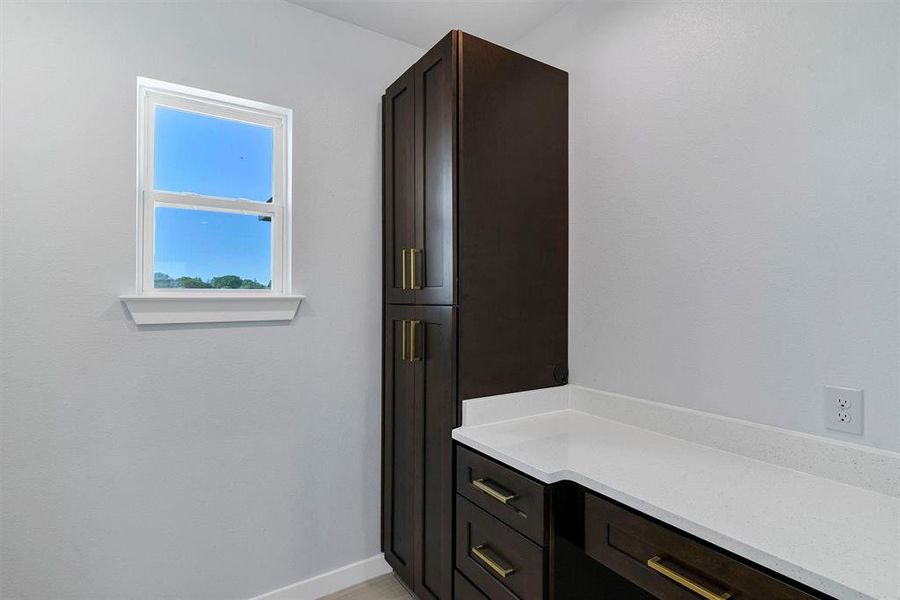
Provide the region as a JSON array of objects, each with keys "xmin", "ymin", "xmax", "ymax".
[{"xmin": 123, "ymin": 78, "xmax": 300, "ymax": 324}]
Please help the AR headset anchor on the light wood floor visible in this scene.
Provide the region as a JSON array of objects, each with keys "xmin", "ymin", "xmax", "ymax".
[{"xmin": 319, "ymin": 574, "xmax": 414, "ymax": 600}]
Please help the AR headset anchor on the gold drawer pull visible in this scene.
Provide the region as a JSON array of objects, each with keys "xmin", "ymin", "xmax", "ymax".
[
  {"xmin": 472, "ymin": 478, "xmax": 516, "ymax": 505},
  {"xmin": 408, "ymin": 320, "xmax": 421, "ymax": 362},
  {"xmin": 401, "ymin": 249, "xmax": 408, "ymax": 290},
  {"xmin": 647, "ymin": 556, "xmax": 731, "ymax": 600},
  {"xmin": 409, "ymin": 248, "xmax": 421, "ymax": 290},
  {"xmin": 471, "ymin": 544, "xmax": 515, "ymax": 578}
]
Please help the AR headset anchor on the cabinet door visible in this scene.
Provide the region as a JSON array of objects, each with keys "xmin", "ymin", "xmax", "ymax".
[
  {"xmin": 383, "ymin": 305, "xmax": 457, "ymax": 599},
  {"xmin": 384, "ymin": 69, "xmax": 416, "ymax": 304},
  {"xmin": 382, "ymin": 305, "xmax": 417, "ymax": 584},
  {"xmin": 413, "ymin": 306, "xmax": 456, "ymax": 600},
  {"xmin": 413, "ymin": 33, "xmax": 456, "ymax": 306}
]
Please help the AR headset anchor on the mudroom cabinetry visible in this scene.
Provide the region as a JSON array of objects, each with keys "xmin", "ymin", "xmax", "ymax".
[{"xmin": 381, "ymin": 30, "xmax": 568, "ymax": 599}]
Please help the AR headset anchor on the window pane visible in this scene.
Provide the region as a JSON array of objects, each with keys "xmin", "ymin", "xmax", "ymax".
[
  {"xmin": 154, "ymin": 206, "xmax": 272, "ymax": 289},
  {"xmin": 153, "ymin": 106, "xmax": 273, "ymax": 202}
]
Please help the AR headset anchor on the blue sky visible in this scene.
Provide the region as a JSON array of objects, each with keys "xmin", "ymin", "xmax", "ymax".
[{"xmin": 153, "ymin": 106, "xmax": 273, "ymax": 284}]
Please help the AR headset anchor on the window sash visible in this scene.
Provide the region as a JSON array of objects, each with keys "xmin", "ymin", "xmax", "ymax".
[
  {"xmin": 146, "ymin": 92, "xmax": 286, "ymax": 206},
  {"xmin": 142, "ymin": 192, "xmax": 284, "ymax": 295},
  {"xmin": 137, "ymin": 78, "xmax": 291, "ymax": 296},
  {"xmin": 151, "ymin": 191, "xmax": 280, "ymax": 215}
]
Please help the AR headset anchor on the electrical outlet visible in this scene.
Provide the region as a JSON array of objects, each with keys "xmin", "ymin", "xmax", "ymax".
[{"xmin": 824, "ymin": 386, "xmax": 863, "ymax": 435}]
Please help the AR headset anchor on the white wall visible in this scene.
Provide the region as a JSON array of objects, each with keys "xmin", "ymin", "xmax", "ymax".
[
  {"xmin": 0, "ymin": 2, "xmax": 419, "ymax": 599},
  {"xmin": 515, "ymin": 2, "xmax": 900, "ymax": 451}
]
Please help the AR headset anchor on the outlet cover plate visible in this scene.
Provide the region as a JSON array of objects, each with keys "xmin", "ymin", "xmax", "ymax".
[{"xmin": 824, "ymin": 386, "xmax": 863, "ymax": 435}]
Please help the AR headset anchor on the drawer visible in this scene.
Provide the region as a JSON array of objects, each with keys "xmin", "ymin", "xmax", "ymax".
[
  {"xmin": 455, "ymin": 570, "xmax": 489, "ymax": 600},
  {"xmin": 584, "ymin": 494, "xmax": 823, "ymax": 600},
  {"xmin": 456, "ymin": 496, "xmax": 546, "ymax": 600},
  {"xmin": 456, "ymin": 445, "xmax": 549, "ymax": 545}
]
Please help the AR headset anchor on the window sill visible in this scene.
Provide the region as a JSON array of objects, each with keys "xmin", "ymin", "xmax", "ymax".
[{"xmin": 120, "ymin": 294, "xmax": 304, "ymax": 325}]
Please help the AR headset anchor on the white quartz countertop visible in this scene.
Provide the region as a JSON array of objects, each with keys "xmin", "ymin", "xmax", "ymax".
[{"xmin": 452, "ymin": 386, "xmax": 900, "ymax": 600}]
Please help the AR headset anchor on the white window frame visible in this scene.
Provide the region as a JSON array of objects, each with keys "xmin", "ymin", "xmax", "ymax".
[{"xmin": 123, "ymin": 78, "xmax": 301, "ymax": 325}]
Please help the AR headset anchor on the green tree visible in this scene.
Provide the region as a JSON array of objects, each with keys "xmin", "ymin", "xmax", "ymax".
[
  {"xmin": 154, "ymin": 272, "xmax": 174, "ymax": 288},
  {"xmin": 240, "ymin": 279, "xmax": 267, "ymax": 289},
  {"xmin": 176, "ymin": 276, "xmax": 210, "ymax": 289},
  {"xmin": 210, "ymin": 275, "xmax": 243, "ymax": 289}
]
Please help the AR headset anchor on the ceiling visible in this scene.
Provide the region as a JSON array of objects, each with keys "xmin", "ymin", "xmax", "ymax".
[{"xmin": 288, "ymin": 1, "xmax": 569, "ymax": 49}]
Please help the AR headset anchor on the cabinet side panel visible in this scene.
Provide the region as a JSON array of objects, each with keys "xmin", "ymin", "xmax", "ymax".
[{"xmin": 458, "ymin": 33, "xmax": 568, "ymax": 399}]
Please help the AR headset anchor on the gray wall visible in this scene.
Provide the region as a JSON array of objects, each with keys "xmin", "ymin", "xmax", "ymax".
[
  {"xmin": 516, "ymin": 1, "xmax": 900, "ymax": 451},
  {"xmin": 0, "ymin": 2, "xmax": 419, "ymax": 598}
]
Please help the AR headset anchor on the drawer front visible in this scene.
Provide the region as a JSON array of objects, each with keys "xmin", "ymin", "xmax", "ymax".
[
  {"xmin": 456, "ymin": 445, "xmax": 549, "ymax": 545},
  {"xmin": 455, "ymin": 571, "xmax": 489, "ymax": 600},
  {"xmin": 584, "ymin": 494, "xmax": 823, "ymax": 600},
  {"xmin": 456, "ymin": 496, "xmax": 546, "ymax": 600}
]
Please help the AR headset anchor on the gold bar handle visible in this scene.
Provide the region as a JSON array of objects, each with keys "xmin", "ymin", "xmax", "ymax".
[
  {"xmin": 408, "ymin": 320, "xmax": 421, "ymax": 362},
  {"xmin": 401, "ymin": 249, "xmax": 408, "ymax": 290},
  {"xmin": 646, "ymin": 556, "xmax": 731, "ymax": 600},
  {"xmin": 471, "ymin": 545, "xmax": 515, "ymax": 578},
  {"xmin": 471, "ymin": 479, "xmax": 516, "ymax": 505},
  {"xmin": 409, "ymin": 248, "xmax": 421, "ymax": 290},
  {"xmin": 401, "ymin": 320, "xmax": 407, "ymax": 362}
]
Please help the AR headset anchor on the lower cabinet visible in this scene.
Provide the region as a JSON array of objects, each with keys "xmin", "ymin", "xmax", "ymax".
[
  {"xmin": 383, "ymin": 305, "xmax": 456, "ymax": 600},
  {"xmin": 453, "ymin": 444, "xmax": 829, "ymax": 600},
  {"xmin": 454, "ymin": 445, "xmax": 550, "ymax": 600},
  {"xmin": 456, "ymin": 497, "xmax": 547, "ymax": 600},
  {"xmin": 584, "ymin": 495, "xmax": 822, "ymax": 600},
  {"xmin": 456, "ymin": 446, "xmax": 549, "ymax": 545}
]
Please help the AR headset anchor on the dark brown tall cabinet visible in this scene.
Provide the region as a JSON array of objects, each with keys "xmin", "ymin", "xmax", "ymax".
[{"xmin": 382, "ymin": 31, "xmax": 568, "ymax": 599}]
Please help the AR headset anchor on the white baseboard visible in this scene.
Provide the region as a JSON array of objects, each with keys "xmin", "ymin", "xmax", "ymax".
[{"xmin": 248, "ymin": 554, "xmax": 392, "ymax": 600}]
